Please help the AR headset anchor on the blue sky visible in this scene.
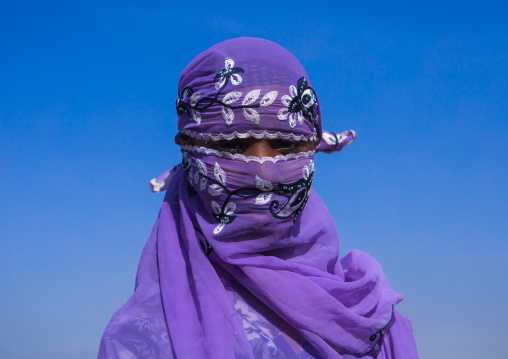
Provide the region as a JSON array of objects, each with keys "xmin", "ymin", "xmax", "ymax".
[{"xmin": 1, "ymin": 1, "xmax": 507, "ymax": 358}]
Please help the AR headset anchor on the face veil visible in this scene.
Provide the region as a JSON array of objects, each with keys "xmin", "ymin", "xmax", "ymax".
[{"xmin": 98, "ymin": 37, "xmax": 418, "ymax": 359}]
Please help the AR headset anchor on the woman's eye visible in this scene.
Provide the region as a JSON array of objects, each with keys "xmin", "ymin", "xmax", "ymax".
[
  {"xmin": 216, "ymin": 141, "xmax": 246, "ymax": 153},
  {"xmin": 276, "ymin": 141, "xmax": 306, "ymax": 153}
]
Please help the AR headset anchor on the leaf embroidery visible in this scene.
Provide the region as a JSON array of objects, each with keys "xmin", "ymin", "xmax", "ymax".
[
  {"xmin": 302, "ymin": 165, "xmax": 310, "ymax": 180},
  {"xmin": 222, "ymin": 106, "xmax": 234, "ymax": 125},
  {"xmin": 208, "ymin": 183, "xmax": 223, "ymax": 196},
  {"xmin": 255, "ymin": 193, "xmax": 272, "ymax": 205},
  {"xmin": 214, "ymin": 162, "xmax": 226, "ymax": 186},
  {"xmin": 255, "ymin": 175, "xmax": 273, "ymax": 191},
  {"xmin": 277, "ymin": 108, "xmax": 288, "ymax": 121},
  {"xmin": 223, "ymin": 91, "xmax": 242, "ymax": 104},
  {"xmin": 199, "ymin": 177, "xmax": 207, "ymax": 191},
  {"xmin": 242, "ymin": 89, "xmax": 261, "ymax": 106},
  {"xmin": 196, "ymin": 159, "xmax": 207, "ymax": 176},
  {"xmin": 213, "ymin": 222, "xmax": 225, "ymax": 234},
  {"xmin": 260, "ymin": 91, "xmax": 278, "ymax": 106},
  {"xmin": 189, "ymin": 92, "xmax": 201, "ymax": 107},
  {"xmin": 211, "ymin": 200, "xmax": 221, "ymax": 214},
  {"xmin": 224, "ymin": 202, "xmax": 236, "ymax": 215},
  {"xmin": 243, "ymin": 108, "xmax": 260, "ymax": 124},
  {"xmin": 191, "ymin": 109, "xmax": 201, "ymax": 124}
]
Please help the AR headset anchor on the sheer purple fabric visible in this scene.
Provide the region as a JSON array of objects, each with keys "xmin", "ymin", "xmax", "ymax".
[{"xmin": 99, "ymin": 38, "xmax": 418, "ymax": 359}]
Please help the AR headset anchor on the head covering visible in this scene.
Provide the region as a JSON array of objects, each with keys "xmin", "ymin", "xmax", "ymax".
[
  {"xmin": 175, "ymin": 37, "xmax": 321, "ymax": 142},
  {"xmin": 99, "ymin": 37, "xmax": 418, "ymax": 359}
]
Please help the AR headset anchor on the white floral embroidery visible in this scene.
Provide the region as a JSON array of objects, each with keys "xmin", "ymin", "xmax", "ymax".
[
  {"xmin": 260, "ymin": 91, "xmax": 278, "ymax": 107},
  {"xmin": 211, "ymin": 200, "xmax": 221, "ymax": 214},
  {"xmin": 278, "ymin": 85, "xmax": 302, "ymax": 128},
  {"xmin": 255, "ymin": 175, "xmax": 273, "ymax": 191},
  {"xmin": 255, "ymin": 193, "xmax": 272, "ymax": 205},
  {"xmin": 196, "ymin": 159, "xmax": 207, "ymax": 176},
  {"xmin": 254, "ymin": 175, "xmax": 274, "ymax": 205},
  {"xmin": 221, "ymin": 106, "xmax": 234, "ymax": 125},
  {"xmin": 210, "ymin": 163, "xmax": 236, "ymax": 234},
  {"xmin": 189, "ymin": 92, "xmax": 201, "ymax": 107},
  {"xmin": 213, "ymin": 222, "xmax": 225, "ymax": 234},
  {"xmin": 199, "ymin": 177, "xmax": 207, "ymax": 190},
  {"xmin": 214, "ymin": 162, "xmax": 226, "ymax": 186},
  {"xmin": 302, "ymin": 165, "xmax": 309, "ymax": 180},
  {"xmin": 188, "ymin": 92, "xmax": 202, "ymax": 124},
  {"xmin": 220, "ymin": 89, "xmax": 275, "ymax": 125},
  {"xmin": 242, "ymin": 89, "xmax": 260, "ymax": 106},
  {"xmin": 223, "ymin": 91, "xmax": 242, "ymax": 104},
  {"xmin": 224, "ymin": 202, "xmax": 236, "ymax": 215},
  {"xmin": 215, "ymin": 58, "xmax": 242, "ymax": 89},
  {"xmin": 208, "ymin": 183, "xmax": 223, "ymax": 196},
  {"xmin": 196, "ymin": 159, "xmax": 208, "ymax": 190},
  {"xmin": 212, "ymin": 200, "xmax": 237, "ymax": 235},
  {"xmin": 242, "ymin": 89, "xmax": 261, "ymax": 124},
  {"xmin": 243, "ymin": 107, "xmax": 260, "ymax": 124}
]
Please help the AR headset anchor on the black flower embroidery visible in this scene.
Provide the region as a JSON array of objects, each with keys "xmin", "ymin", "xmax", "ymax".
[
  {"xmin": 269, "ymin": 162, "xmax": 314, "ymax": 221},
  {"xmin": 214, "ymin": 58, "xmax": 245, "ymax": 90},
  {"xmin": 278, "ymin": 77, "xmax": 318, "ymax": 127},
  {"xmin": 176, "ymin": 87, "xmax": 202, "ymax": 123},
  {"xmin": 183, "ymin": 154, "xmax": 315, "ymax": 234}
]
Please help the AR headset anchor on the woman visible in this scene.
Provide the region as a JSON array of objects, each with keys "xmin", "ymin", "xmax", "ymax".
[{"xmin": 99, "ymin": 37, "xmax": 418, "ymax": 359}]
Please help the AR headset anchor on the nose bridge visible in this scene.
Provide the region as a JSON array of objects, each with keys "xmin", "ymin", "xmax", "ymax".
[{"xmin": 244, "ymin": 139, "xmax": 278, "ymax": 158}]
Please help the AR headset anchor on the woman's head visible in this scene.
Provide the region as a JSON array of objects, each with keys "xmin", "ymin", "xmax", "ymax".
[{"xmin": 174, "ymin": 37, "xmax": 322, "ymax": 155}]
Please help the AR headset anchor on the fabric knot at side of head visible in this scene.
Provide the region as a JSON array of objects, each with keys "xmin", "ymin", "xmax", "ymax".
[{"xmin": 175, "ymin": 37, "xmax": 322, "ymax": 143}]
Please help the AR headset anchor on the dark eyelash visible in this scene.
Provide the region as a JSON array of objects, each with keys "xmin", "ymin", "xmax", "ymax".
[
  {"xmin": 215, "ymin": 141, "xmax": 246, "ymax": 152},
  {"xmin": 277, "ymin": 141, "xmax": 306, "ymax": 149}
]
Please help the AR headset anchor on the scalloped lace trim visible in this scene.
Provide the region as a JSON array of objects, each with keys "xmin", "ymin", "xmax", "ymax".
[
  {"xmin": 180, "ymin": 129, "xmax": 317, "ymax": 142},
  {"xmin": 180, "ymin": 145, "xmax": 315, "ymax": 163}
]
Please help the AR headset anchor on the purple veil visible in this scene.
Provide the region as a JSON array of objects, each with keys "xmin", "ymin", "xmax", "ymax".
[{"xmin": 99, "ymin": 38, "xmax": 418, "ymax": 359}]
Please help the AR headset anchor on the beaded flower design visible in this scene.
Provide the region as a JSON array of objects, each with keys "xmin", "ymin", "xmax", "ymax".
[
  {"xmin": 176, "ymin": 57, "xmax": 279, "ymax": 127},
  {"xmin": 176, "ymin": 58, "xmax": 320, "ymax": 130},
  {"xmin": 182, "ymin": 153, "xmax": 315, "ymax": 235},
  {"xmin": 214, "ymin": 58, "xmax": 244, "ymax": 89},
  {"xmin": 278, "ymin": 77, "xmax": 318, "ymax": 128}
]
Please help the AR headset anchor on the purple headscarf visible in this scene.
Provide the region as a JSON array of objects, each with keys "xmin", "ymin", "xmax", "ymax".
[{"xmin": 99, "ymin": 38, "xmax": 418, "ymax": 359}]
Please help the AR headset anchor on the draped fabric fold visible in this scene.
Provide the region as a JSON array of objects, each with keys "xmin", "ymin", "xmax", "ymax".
[{"xmin": 100, "ymin": 166, "xmax": 418, "ymax": 358}]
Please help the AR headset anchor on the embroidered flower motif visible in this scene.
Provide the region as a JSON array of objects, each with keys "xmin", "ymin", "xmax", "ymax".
[
  {"xmin": 212, "ymin": 201, "xmax": 237, "ymax": 234},
  {"xmin": 254, "ymin": 175, "xmax": 273, "ymax": 205},
  {"xmin": 278, "ymin": 77, "xmax": 318, "ymax": 127},
  {"xmin": 214, "ymin": 162, "xmax": 226, "ymax": 186},
  {"xmin": 242, "ymin": 89, "xmax": 261, "ymax": 124},
  {"xmin": 269, "ymin": 162, "xmax": 315, "ymax": 222},
  {"xmin": 214, "ymin": 58, "xmax": 245, "ymax": 90},
  {"xmin": 208, "ymin": 183, "xmax": 223, "ymax": 196},
  {"xmin": 182, "ymin": 154, "xmax": 314, "ymax": 235},
  {"xmin": 219, "ymin": 89, "xmax": 279, "ymax": 126},
  {"xmin": 194, "ymin": 159, "xmax": 207, "ymax": 190},
  {"xmin": 176, "ymin": 58, "xmax": 284, "ymax": 127},
  {"xmin": 176, "ymin": 87, "xmax": 202, "ymax": 124}
]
